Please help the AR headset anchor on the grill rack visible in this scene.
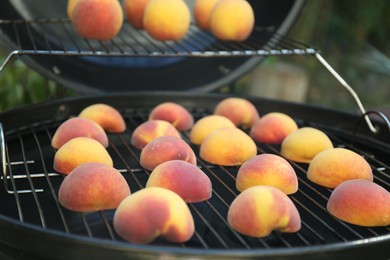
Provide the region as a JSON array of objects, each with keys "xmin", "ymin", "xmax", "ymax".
[{"xmin": 0, "ymin": 98, "xmax": 389, "ymax": 256}]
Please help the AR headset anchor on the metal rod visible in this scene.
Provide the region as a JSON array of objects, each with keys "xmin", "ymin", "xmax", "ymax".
[
  {"xmin": 0, "ymin": 123, "xmax": 6, "ymax": 191},
  {"xmin": 315, "ymin": 53, "xmax": 378, "ymax": 134}
]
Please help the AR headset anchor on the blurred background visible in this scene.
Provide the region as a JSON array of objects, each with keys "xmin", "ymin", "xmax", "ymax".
[{"xmin": 0, "ymin": 0, "xmax": 389, "ymax": 113}]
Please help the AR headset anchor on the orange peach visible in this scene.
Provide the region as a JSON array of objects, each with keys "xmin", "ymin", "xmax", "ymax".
[
  {"xmin": 307, "ymin": 148, "xmax": 373, "ymax": 188},
  {"xmin": 143, "ymin": 0, "xmax": 191, "ymax": 41},
  {"xmin": 146, "ymin": 160, "xmax": 212, "ymax": 203},
  {"xmin": 200, "ymin": 127, "xmax": 257, "ymax": 166},
  {"xmin": 140, "ymin": 136, "xmax": 196, "ymax": 171},
  {"xmin": 250, "ymin": 112, "xmax": 298, "ymax": 144},
  {"xmin": 281, "ymin": 127, "xmax": 334, "ymax": 163},
  {"xmin": 58, "ymin": 162, "xmax": 130, "ymax": 212},
  {"xmin": 53, "ymin": 137, "xmax": 113, "ymax": 174},
  {"xmin": 71, "ymin": 0, "xmax": 123, "ymax": 40},
  {"xmin": 148, "ymin": 102, "xmax": 194, "ymax": 131},
  {"xmin": 209, "ymin": 0, "xmax": 255, "ymax": 42},
  {"xmin": 213, "ymin": 97, "xmax": 259, "ymax": 128},
  {"xmin": 228, "ymin": 185, "xmax": 301, "ymax": 237},
  {"xmin": 193, "ymin": 0, "xmax": 219, "ymax": 30},
  {"xmin": 78, "ymin": 103, "xmax": 126, "ymax": 133},
  {"xmin": 67, "ymin": 0, "xmax": 79, "ymax": 20},
  {"xmin": 327, "ymin": 179, "xmax": 390, "ymax": 227},
  {"xmin": 113, "ymin": 187, "xmax": 195, "ymax": 244},
  {"xmin": 123, "ymin": 0, "xmax": 151, "ymax": 29},
  {"xmin": 131, "ymin": 120, "xmax": 181, "ymax": 150},
  {"xmin": 51, "ymin": 117, "xmax": 109, "ymax": 149},
  {"xmin": 189, "ymin": 115, "xmax": 236, "ymax": 145},
  {"xmin": 236, "ymin": 154, "xmax": 298, "ymax": 194}
]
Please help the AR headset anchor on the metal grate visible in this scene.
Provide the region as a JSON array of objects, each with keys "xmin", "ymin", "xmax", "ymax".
[
  {"xmin": 0, "ymin": 100, "xmax": 389, "ymax": 253},
  {"xmin": 0, "ymin": 18, "xmax": 318, "ymax": 71}
]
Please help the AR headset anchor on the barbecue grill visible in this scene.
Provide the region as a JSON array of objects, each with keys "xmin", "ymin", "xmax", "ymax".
[{"xmin": 0, "ymin": 1, "xmax": 390, "ymax": 259}]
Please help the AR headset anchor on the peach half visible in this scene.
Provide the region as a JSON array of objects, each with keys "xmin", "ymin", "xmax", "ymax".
[
  {"xmin": 209, "ymin": 0, "xmax": 255, "ymax": 42},
  {"xmin": 51, "ymin": 117, "xmax": 109, "ymax": 149},
  {"xmin": 53, "ymin": 137, "xmax": 113, "ymax": 174},
  {"xmin": 193, "ymin": 0, "xmax": 219, "ymax": 30},
  {"xmin": 148, "ymin": 102, "xmax": 194, "ymax": 131},
  {"xmin": 189, "ymin": 115, "xmax": 236, "ymax": 145},
  {"xmin": 58, "ymin": 162, "xmax": 130, "ymax": 212},
  {"xmin": 143, "ymin": 0, "xmax": 191, "ymax": 41},
  {"xmin": 78, "ymin": 103, "xmax": 126, "ymax": 133},
  {"xmin": 113, "ymin": 187, "xmax": 195, "ymax": 244},
  {"xmin": 228, "ymin": 185, "xmax": 301, "ymax": 237},
  {"xmin": 307, "ymin": 148, "xmax": 373, "ymax": 188},
  {"xmin": 213, "ymin": 97, "xmax": 260, "ymax": 128},
  {"xmin": 327, "ymin": 179, "xmax": 390, "ymax": 227},
  {"xmin": 250, "ymin": 112, "xmax": 298, "ymax": 144},
  {"xmin": 236, "ymin": 154, "xmax": 298, "ymax": 195},
  {"xmin": 71, "ymin": 0, "xmax": 123, "ymax": 40},
  {"xmin": 140, "ymin": 136, "xmax": 197, "ymax": 171},
  {"xmin": 146, "ymin": 160, "xmax": 212, "ymax": 203},
  {"xmin": 123, "ymin": 0, "xmax": 151, "ymax": 29},
  {"xmin": 281, "ymin": 127, "xmax": 334, "ymax": 163},
  {"xmin": 131, "ymin": 120, "xmax": 181, "ymax": 150},
  {"xmin": 200, "ymin": 127, "xmax": 257, "ymax": 166}
]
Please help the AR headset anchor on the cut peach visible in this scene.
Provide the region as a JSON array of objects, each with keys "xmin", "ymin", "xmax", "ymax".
[{"xmin": 148, "ymin": 102, "xmax": 194, "ymax": 131}]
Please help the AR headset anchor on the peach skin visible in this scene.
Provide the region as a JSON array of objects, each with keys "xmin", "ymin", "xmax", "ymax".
[
  {"xmin": 189, "ymin": 115, "xmax": 236, "ymax": 145},
  {"xmin": 58, "ymin": 162, "xmax": 130, "ymax": 212},
  {"xmin": 327, "ymin": 179, "xmax": 390, "ymax": 227},
  {"xmin": 280, "ymin": 127, "xmax": 334, "ymax": 163},
  {"xmin": 200, "ymin": 127, "xmax": 257, "ymax": 166},
  {"xmin": 213, "ymin": 97, "xmax": 260, "ymax": 128},
  {"xmin": 209, "ymin": 0, "xmax": 255, "ymax": 42},
  {"xmin": 140, "ymin": 136, "xmax": 196, "ymax": 171},
  {"xmin": 131, "ymin": 120, "xmax": 181, "ymax": 150},
  {"xmin": 123, "ymin": 0, "xmax": 151, "ymax": 29},
  {"xmin": 53, "ymin": 137, "xmax": 113, "ymax": 174},
  {"xmin": 146, "ymin": 160, "xmax": 212, "ymax": 203},
  {"xmin": 193, "ymin": 0, "xmax": 219, "ymax": 30},
  {"xmin": 51, "ymin": 117, "xmax": 109, "ymax": 149},
  {"xmin": 307, "ymin": 148, "xmax": 373, "ymax": 188},
  {"xmin": 71, "ymin": 0, "xmax": 123, "ymax": 40},
  {"xmin": 113, "ymin": 187, "xmax": 195, "ymax": 244},
  {"xmin": 228, "ymin": 185, "xmax": 301, "ymax": 237},
  {"xmin": 67, "ymin": 0, "xmax": 79, "ymax": 20},
  {"xmin": 148, "ymin": 102, "xmax": 194, "ymax": 131},
  {"xmin": 250, "ymin": 112, "xmax": 298, "ymax": 144},
  {"xmin": 236, "ymin": 154, "xmax": 298, "ymax": 195},
  {"xmin": 78, "ymin": 103, "xmax": 126, "ymax": 133},
  {"xmin": 143, "ymin": 0, "xmax": 191, "ymax": 41}
]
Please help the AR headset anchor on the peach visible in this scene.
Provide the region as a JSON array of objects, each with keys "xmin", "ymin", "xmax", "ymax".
[
  {"xmin": 200, "ymin": 127, "xmax": 257, "ymax": 166},
  {"xmin": 250, "ymin": 112, "xmax": 298, "ymax": 144},
  {"xmin": 53, "ymin": 137, "xmax": 113, "ymax": 174},
  {"xmin": 280, "ymin": 127, "xmax": 334, "ymax": 163},
  {"xmin": 143, "ymin": 0, "xmax": 191, "ymax": 41},
  {"xmin": 307, "ymin": 148, "xmax": 373, "ymax": 188},
  {"xmin": 148, "ymin": 102, "xmax": 194, "ymax": 131},
  {"xmin": 131, "ymin": 120, "xmax": 181, "ymax": 150},
  {"xmin": 71, "ymin": 0, "xmax": 123, "ymax": 40},
  {"xmin": 67, "ymin": 0, "xmax": 79, "ymax": 20},
  {"xmin": 327, "ymin": 179, "xmax": 390, "ymax": 227},
  {"xmin": 209, "ymin": 0, "xmax": 255, "ymax": 42},
  {"xmin": 58, "ymin": 162, "xmax": 130, "ymax": 212},
  {"xmin": 193, "ymin": 0, "xmax": 219, "ymax": 30},
  {"xmin": 123, "ymin": 0, "xmax": 151, "ymax": 29},
  {"xmin": 78, "ymin": 103, "xmax": 126, "ymax": 133},
  {"xmin": 213, "ymin": 97, "xmax": 259, "ymax": 128},
  {"xmin": 236, "ymin": 154, "xmax": 298, "ymax": 195},
  {"xmin": 146, "ymin": 160, "xmax": 212, "ymax": 203},
  {"xmin": 113, "ymin": 187, "xmax": 195, "ymax": 244},
  {"xmin": 189, "ymin": 115, "xmax": 236, "ymax": 145},
  {"xmin": 51, "ymin": 117, "xmax": 109, "ymax": 149},
  {"xmin": 228, "ymin": 185, "xmax": 301, "ymax": 237},
  {"xmin": 140, "ymin": 136, "xmax": 196, "ymax": 171}
]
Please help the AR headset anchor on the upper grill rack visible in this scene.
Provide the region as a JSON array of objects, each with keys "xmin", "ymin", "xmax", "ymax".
[{"xmin": 0, "ymin": 18, "xmax": 318, "ymax": 71}]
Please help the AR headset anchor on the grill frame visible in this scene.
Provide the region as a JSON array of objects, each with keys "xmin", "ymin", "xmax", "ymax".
[{"xmin": 0, "ymin": 92, "xmax": 389, "ymax": 259}]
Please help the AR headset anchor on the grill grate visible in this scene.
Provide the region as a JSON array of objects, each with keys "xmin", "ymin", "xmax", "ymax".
[
  {"xmin": 1, "ymin": 102, "xmax": 389, "ymax": 253},
  {"xmin": 0, "ymin": 18, "xmax": 317, "ymax": 71}
]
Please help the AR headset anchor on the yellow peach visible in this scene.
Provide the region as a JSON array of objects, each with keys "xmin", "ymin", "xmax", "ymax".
[
  {"xmin": 193, "ymin": 0, "xmax": 219, "ymax": 30},
  {"xmin": 123, "ymin": 0, "xmax": 151, "ymax": 29},
  {"xmin": 148, "ymin": 102, "xmax": 194, "ymax": 131}
]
